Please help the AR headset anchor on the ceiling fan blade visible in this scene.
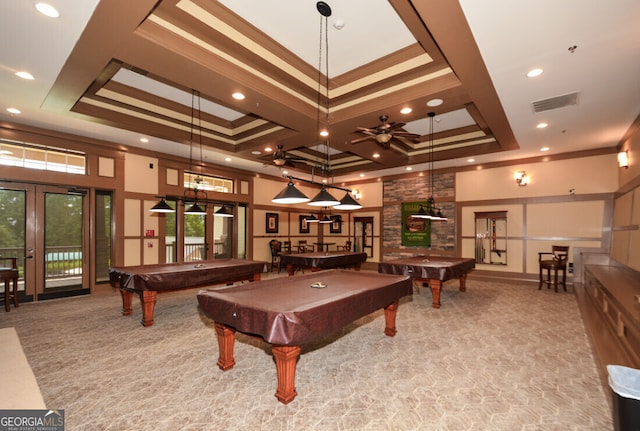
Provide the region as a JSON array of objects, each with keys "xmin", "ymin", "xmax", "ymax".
[
  {"xmin": 387, "ymin": 122, "xmax": 407, "ymax": 130},
  {"xmin": 356, "ymin": 127, "xmax": 376, "ymax": 133},
  {"xmin": 350, "ymin": 136, "xmax": 374, "ymax": 144}
]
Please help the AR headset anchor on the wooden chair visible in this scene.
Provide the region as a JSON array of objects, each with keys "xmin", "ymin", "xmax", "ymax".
[
  {"xmin": 1, "ymin": 257, "xmax": 19, "ymax": 312},
  {"xmin": 282, "ymin": 241, "xmax": 292, "ymax": 254},
  {"xmin": 269, "ymin": 240, "xmax": 282, "ymax": 272},
  {"xmin": 336, "ymin": 240, "xmax": 352, "ymax": 252},
  {"xmin": 538, "ymin": 246, "xmax": 569, "ymax": 292},
  {"xmin": 297, "ymin": 240, "xmax": 314, "ymax": 253}
]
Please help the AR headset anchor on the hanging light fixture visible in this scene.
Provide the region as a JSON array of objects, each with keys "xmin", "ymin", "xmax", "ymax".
[
  {"xmin": 319, "ymin": 214, "xmax": 333, "ymax": 224},
  {"xmin": 272, "ymin": 178, "xmax": 310, "ymax": 204},
  {"xmin": 183, "ymin": 90, "xmax": 208, "ymax": 215},
  {"xmin": 271, "ymin": 2, "xmax": 360, "ymax": 211},
  {"xmin": 308, "ymin": 185, "xmax": 339, "ymax": 206},
  {"xmin": 214, "ymin": 204, "xmax": 234, "ymax": 218},
  {"xmin": 412, "ymin": 112, "xmax": 447, "ymax": 221},
  {"xmin": 305, "ymin": 213, "xmax": 320, "ymax": 223},
  {"xmin": 150, "ymin": 198, "xmax": 174, "ymax": 213},
  {"xmin": 334, "ymin": 191, "xmax": 362, "ymax": 210}
]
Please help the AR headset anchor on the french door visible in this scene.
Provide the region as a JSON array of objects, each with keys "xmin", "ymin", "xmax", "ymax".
[{"xmin": 0, "ymin": 182, "xmax": 90, "ymax": 301}]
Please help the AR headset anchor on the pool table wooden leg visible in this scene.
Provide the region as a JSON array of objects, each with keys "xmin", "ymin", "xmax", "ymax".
[
  {"xmin": 139, "ymin": 291, "xmax": 157, "ymax": 327},
  {"xmin": 384, "ymin": 301, "xmax": 399, "ymax": 336},
  {"xmin": 214, "ymin": 323, "xmax": 236, "ymax": 371},
  {"xmin": 429, "ymin": 280, "xmax": 442, "ymax": 308},
  {"xmin": 272, "ymin": 345, "xmax": 300, "ymax": 404},
  {"xmin": 120, "ymin": 288, "xmax": 133, "ymax": 316},
  {"xmin": 459, "ymin": 274, "xmax": 467, "ymax": 292}
]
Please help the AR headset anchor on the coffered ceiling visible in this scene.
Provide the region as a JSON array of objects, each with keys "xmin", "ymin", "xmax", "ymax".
[{"xmin": 1, "ymin": 0, "xmax": 639, "ymax": 182}]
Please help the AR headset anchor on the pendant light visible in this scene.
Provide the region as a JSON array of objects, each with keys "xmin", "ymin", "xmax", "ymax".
[
  {"xmin": 150, "ymin": 198, "xmax": 174, "ymax": 213},
  {"xmin": 214, "ymin": 204, "xmax": 234, "ymax": 218},
  {"xmin": 272, "ymin": 179, "xmax": 310, "ymax": 204},
  {"xmin": 308, "ymin": 185, "xmax": 339, "ymax": 206},
  {"xmin": 184, "ymin": 90, "xmax": 208, "ymax": 215},
  {"xmin": 334, "ymin": 191, "xmax": 362, "ymax": 210},
  {"xmin": 412, "ymin": 112, "xmax": 447, "ymax": 221}
]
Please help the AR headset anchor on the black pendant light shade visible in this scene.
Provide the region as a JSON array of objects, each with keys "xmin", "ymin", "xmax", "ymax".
[
  {"xmin": 150, "ymin": 198, "xmax": 175, "ymax": 213},
  {"xmin": 214, "ymin": 205, "xmax": 234, "ymax": 217},
  {"xmin": 334, "ymin": 192, "xmax": 362, "ymax": 210},
  {"xmin": 319, "ymin": 214, "xmax": 333, "ymax": 223},
  {"xmin": 308, "ymin": 186, "xmax": 339, "ymax": 207},
  {"xmin": 272, "ymin": 180, "xmax": 310, "ymax": 204},
  {"xmin": 305, "ymin": 214, "xmax": 320, "ymax": 223},
  {"xmin": 185, "ymin": 202, "xmax": 206, "ymax": 215}
]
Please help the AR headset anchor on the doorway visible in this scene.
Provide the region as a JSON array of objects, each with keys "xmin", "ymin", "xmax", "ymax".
[{"xmin": 0, "ymin": 182, "xmax": 90, "ymax": 301}]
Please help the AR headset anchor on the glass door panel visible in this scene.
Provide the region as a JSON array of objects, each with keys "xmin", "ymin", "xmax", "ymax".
[
  {"xmin": 43, "ymin": 192, "xmax": 87, "ymax": 292},
  {"xmin": 184, "ymin": 212, "xmax": 206, "ymax": 261},
  {"xmin": 212, "ymin": 205, "xmax": 233, "ymax": 258},
  {"xmin": 0, "ymin": 188, "xmax": 26, "ymax": 295}
]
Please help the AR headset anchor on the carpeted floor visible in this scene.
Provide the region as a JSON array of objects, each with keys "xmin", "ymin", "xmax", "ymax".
[{"xmin": 0, "ymin": 272, "xmax": 612, "ymax": 430}]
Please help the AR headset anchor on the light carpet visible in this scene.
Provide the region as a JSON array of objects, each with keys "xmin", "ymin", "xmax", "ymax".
[{"xmin": 0, "ymin": 273, "xmax": 612, "ymax": 430}]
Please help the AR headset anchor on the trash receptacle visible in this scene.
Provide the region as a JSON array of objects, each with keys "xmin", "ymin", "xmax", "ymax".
[{"xmin": 607, "ymin": 365, "xmax": 640, "ymax": 431}]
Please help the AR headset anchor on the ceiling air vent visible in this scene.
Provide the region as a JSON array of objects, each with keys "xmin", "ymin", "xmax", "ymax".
[{"xmin": 532, "ymin": 92, "xmax": 579, "ymax": 113}]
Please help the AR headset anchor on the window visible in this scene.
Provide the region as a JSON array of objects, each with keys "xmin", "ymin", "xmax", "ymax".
[
  {"xmin": 0, "ymin": 140, "xmax": 86, "ymax": 175},
  {"xmin": 184, "ymin": 172, "xmax": 233, "ymax": 193}
]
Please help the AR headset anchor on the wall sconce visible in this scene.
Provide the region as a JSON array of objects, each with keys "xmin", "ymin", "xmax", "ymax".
[
  {"xmin": 352, "ymin": 189, "xmax": 361, "ymax": 200},
  {"xmin": 514, "ymin": 170, "xmax": 529, "ymax": 186},
  {"xmin": 618, "ymin": 150, "xmax": 629, "ymax": 169}
]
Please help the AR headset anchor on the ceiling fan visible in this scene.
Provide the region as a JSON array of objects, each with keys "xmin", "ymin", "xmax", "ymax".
[
  {"xmin": 271, "ymin": 145, "xmax": 305, "ymax": 168},
  {"xmin": 350, "ymin": 115, "xmax": 421, "ymax": 149}
]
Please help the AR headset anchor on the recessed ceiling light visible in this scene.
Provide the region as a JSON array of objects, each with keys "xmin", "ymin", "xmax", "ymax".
[
  {"xmin": 232, "ymin": 92, "xmax": 245, "ymax": 100},
  {"xmin": 264, "ymin": 146, "xmax": 273, "ymax": 152},
  {"xmin": 540, "ymin": 147, "xmax": 550, "ymax": 152},
  {"xmin": 400, "ymin": 107, "xmax": 412, "ymax": 115},
  {"xmin": 15, "ymin": 71, "xmax": 34, "ymax": 80},
  {"xmin": 140, "ymin": 137, "xmax": 149, "ymax": 143},
  {"xmin": 225, "ymin": 157, "xmax": 232, "ymax": 162},
  {"xmin": 35, "ymin": 3, "xmax": 60, "ymax": 18},
  {"xmin": 372, "ymin": 153, "xmax": 380, "ymax": 158},
  {"xmin": 527, "ymin": 68, "xmax": 543, "ymax": 78},
  {"xmin": 7, "ymin": 108, "xmax": 21, "ymax": 114},
  {"xmin": 359, "ymin": 173, "xmax": 365, "ymax": 177},
  {"xmin": 406, "ymin": 166, "xmax": 412, "ymax": 171},
  {"xmin": 467, "ymin": 158, "xmax": 475, "ymax": 163},
  {"xmin": 536, "ymin": 122, "xmax": 548, "ymax": 129},
  {"xmin": 427, "ymin": 99, "xmax": 443, "ymax": 107},
  {"xmin": 251, "ymin": 150, "xmax": 261, "ymax": 155},
  {"xmin": 282, "ymin": 170, "xmax": 288, "ymax": 175}
]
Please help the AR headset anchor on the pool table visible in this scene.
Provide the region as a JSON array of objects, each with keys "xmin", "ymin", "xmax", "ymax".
[
  {"xmin": 197, "ymin": 269, "xmax": 412, "ymax": 404},
  {"xmin": 109, "ymin": 259, "xmax": 266, "ymax": 327},
  {"xmin": 378, "ymin": 256, "xmax": 475, "ymax": 308},
  {"xmin": 279, "ymin": 251, "xmax": 367, "ymax": 276}
]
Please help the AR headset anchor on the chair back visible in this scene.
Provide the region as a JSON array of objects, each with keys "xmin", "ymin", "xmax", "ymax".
[
  {"xmin": 269, "ymin": 239, "xmax": 281, "ymax": 257},
  {"xmin": 552, "ymin": 245, "xmax": 569, "ymax": 262},
  {"xmin": 282, "ymin": 241, "xmax": 291, "ymax": 253},
  {"xmin": 0, "ymin": 257, "xmax": 18, "ymax": 270}
]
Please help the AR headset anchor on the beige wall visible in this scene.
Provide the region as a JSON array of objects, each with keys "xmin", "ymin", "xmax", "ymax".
[
  {"xmin": 457, "ymin": 154, "xmax": 618, "ymax": 201},
  {"xmin": 458, "ymin": 154, "xmax": 617, "ymax": 278}
]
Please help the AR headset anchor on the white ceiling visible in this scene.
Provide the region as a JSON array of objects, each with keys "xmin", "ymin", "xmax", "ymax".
[{"xmin": 1, "ymin": 0, "xmax": 639, "ymax": 182}]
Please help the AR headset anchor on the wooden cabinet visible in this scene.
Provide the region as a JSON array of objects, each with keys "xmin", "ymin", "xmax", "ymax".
[
  {"xmin": 583, "ymin": 265, "xmax": 640, "ymax": 368},
  {"xmin": 474, "ymin": 211, "xmax": 507, "ymax": 265}
]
